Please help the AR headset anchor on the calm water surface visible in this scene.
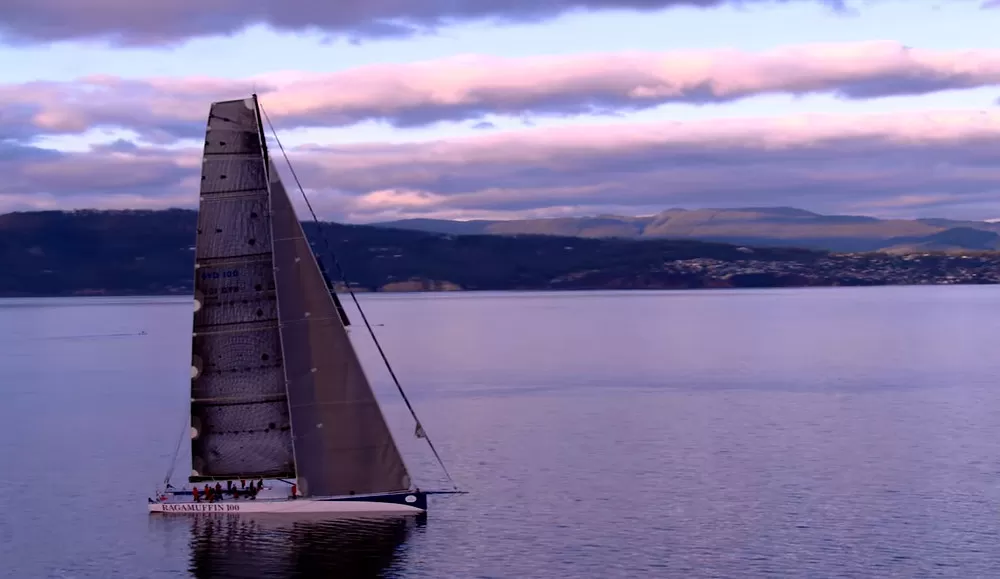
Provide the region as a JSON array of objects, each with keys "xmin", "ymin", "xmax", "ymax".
[{"xmin": 2, "ymin": 287, "xmax": 1000, "ymax": 578}]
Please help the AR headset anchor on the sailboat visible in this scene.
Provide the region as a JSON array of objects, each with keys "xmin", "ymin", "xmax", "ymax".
[{"xmin": 148, "ymin": 95, "xmax": 457, "ymax": 515}]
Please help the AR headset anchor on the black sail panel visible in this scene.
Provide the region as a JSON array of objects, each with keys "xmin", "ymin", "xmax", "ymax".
[
  {"xmin": 268, "ymin": 163, "xmax": 411, "ymax": 498},
  {"xmin": 189, "ymin": 98, "xmax": 295, "ymax": 481}
]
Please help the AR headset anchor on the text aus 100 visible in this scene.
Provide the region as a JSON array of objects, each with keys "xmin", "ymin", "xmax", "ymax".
[{"xmin": 200, "ymin": 269, "xmax": 242, "ymax": 295}]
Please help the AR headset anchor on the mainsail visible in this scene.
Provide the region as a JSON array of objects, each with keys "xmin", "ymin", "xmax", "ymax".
[
  {"xmin": 190, "ymin": 95, "xmax": 411, "ymax": 497},
  {"xmin": 190, "ymin": 98, "xmax": 295, "ymax": 481}
]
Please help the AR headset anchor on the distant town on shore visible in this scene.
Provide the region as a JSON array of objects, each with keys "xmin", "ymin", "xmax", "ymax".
[{"xmin": 2, "ymin": 207, "xmax": 1000, "ymax": 297}]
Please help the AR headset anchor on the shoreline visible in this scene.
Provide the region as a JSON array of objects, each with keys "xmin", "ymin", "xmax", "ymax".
[{"xmin": 2, "ymin": 279, "xmax": 996, "ymax": 300}]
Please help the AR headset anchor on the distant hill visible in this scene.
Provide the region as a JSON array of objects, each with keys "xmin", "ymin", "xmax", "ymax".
[
  {"xmin": 375, "ymin": 207, "xmax": 1000, "ymax": 253},
  {"xmin": 2, "ymin": 209, "xmax": 998, "ymax": 297},
  {"xmin": 881, "ymin": 227, "xmax": 1000, "ymax": 254},
  {"xmin": 0, "ymin": 209, "xmax": 824, "ymax": 297}
]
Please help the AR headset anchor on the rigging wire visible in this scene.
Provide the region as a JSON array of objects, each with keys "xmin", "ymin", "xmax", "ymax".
[
  {"xmin": 259, "ymin": 103, "xmax": 459, "ymax": 491},
  {"xmin": 163, "ymin": 410, "xmax": 188, "ymax": 486}
]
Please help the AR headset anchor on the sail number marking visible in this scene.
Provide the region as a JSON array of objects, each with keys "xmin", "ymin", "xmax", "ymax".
[{"xmin": 201, "ymin": 269, "xmax": 240, "ymax": 280}]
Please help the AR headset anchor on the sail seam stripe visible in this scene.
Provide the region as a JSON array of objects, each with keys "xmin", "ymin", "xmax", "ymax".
[
  {"xmin": 200, "ymin": 297, "xmax": 275, "ymax": 306},
  {"xmin": 196, "ymin": 260, "xmax": 271, "ymax": 268},
  {"xmin": 197, "ymin": 261, "xmax": 271, "ymax": 269},
  {"xmin": 194, "ymin": 318, "xmax": 278, "ymax": 330},
  {"xmin": 203, "ymin": 153, "xmax": 263, "ymax": 159},
  {"xmin": 198, "ymin": 294, "xmax": 275, "ymax": 302},
  {"xmin": 193, "ymin": 400, "xmax": 289, "ymax": 408},
  {"xmin": 199, "ymin": 186, "xmax": 267, "ymax": 195},
  {"xmin": 199, "ymin": 197, "xmax": 263, "ymax": 204},
  {"xmin": 195, "ymin": 366, "xmax": 281, "ymax": 375},
  {"xmin": 196, "ymin": 252, "xmax": 272, "ymax": 263},
  {"xmin": 199, "ymin": 195, "xmax": 267, "ymax": 203},
  {"xmin": 192, "ymin": 395, "xmax": 288, "ymax": 403},
  {"xmin": 193, "ymin": 324, "xmax": 279, "ymax": 336}
]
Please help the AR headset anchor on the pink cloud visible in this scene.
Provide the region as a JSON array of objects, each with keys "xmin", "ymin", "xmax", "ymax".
[
  {"xmin": 3, "ymin": 42, "xmax": 1000, "ymax": 140},
  {"xmin": 4, "ymin": 109, "xmax": 1000, "ymax": 220}
]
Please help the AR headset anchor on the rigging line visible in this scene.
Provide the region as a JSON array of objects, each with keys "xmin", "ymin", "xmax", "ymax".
[
  {"xmin": 259, "ymin": 103, "xmax": 460, "ymax": 491},
  {"xmin": 163, "ymin": 410, "xmax": 188, "ymax": 485}
]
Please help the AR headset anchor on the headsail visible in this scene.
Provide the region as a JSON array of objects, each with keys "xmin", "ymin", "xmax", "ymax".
[
  {"xmin": 189, "ymin": 97, "xmax": 296, "ymax": 482},
  {"xmin": 268, "ymin": 161, "xmax": 412, "ymax": 498}
]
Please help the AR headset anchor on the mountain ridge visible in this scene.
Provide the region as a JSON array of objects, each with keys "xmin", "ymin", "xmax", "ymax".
[
  {"xmin": 374, "ymin": 207, "xmax": 1000, "ymax": 252},
  {"xmin": 1, "ymin": 208, "xmax": 999, "ymax": 297}
]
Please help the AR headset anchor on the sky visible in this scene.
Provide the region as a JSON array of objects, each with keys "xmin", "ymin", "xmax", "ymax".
[{"xmin": 1, "ymin": 0, "xmax": 999, "ymax": 222}]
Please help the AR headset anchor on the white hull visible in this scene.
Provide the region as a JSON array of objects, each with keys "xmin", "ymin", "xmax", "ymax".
[
  {"xmin": 149, "ymin": 499, "xmax": 424, "ymax": 515},
  {"xmin": 149, "ymin": 495, "xmax": 425, "ymax": 515}
]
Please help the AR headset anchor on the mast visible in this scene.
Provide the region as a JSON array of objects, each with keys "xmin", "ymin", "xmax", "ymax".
[
  {"xmin": 188, "ymin": 97, "xmax": 296, "ymax": 482},
  {"xmin": 252, "ymin": 92, "xmax": 301, "ymax": 486}
]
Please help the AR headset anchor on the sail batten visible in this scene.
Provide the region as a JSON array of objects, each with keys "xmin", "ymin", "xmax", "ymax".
[
  {"xmin": 188, "ymin": 97, "xmax": 295, "ymax": 482},
  {"xmin": 268, "ymin": 161, "xmax": 412, "ymax": 498}
]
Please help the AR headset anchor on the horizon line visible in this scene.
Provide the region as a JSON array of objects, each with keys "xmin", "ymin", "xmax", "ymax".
[{"xmin": 2, "ymin": 205, "xmax": 996, "ymax": 224}]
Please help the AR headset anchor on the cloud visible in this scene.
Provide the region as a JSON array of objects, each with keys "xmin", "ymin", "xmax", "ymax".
[
  {"xmin": 4, "ymin": 42, "xmax": 1000, "ymax": 141},
  {"xmin": 4, "ymin": 109, "xmax": 1000, "ymax": 220},
  {"xmin": 0, "ymin": 0, "xmax": 856, "ymax": 46},
  {"xmin": 299, "ymin": 109, "xmax": 1000, "ymax": 220},
  {"xmin": 0, "ymin": 141, "xmax": 198, "ymax": 203},
  {"xmin": 0, "ymin": 76, "xmax": 255, "ymax": 142}
]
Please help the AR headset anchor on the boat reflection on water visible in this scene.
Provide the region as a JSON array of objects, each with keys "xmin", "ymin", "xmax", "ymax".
[{"xmin": 186, "ymin": 513, "xmax": 425, "ymax": 578}]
